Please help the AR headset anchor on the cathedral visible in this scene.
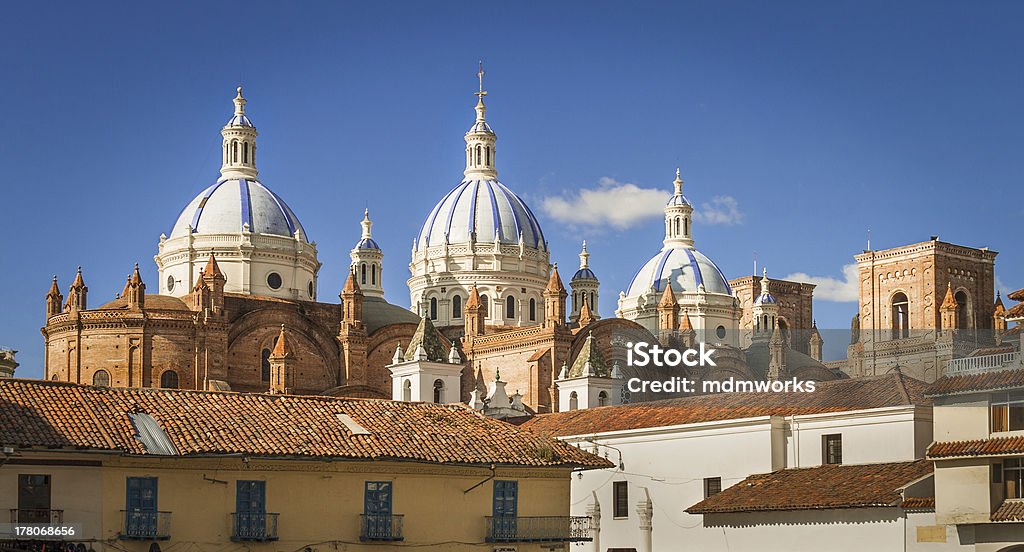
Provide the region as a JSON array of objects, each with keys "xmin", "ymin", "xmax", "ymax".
[{"xmin": 48, "ymin": 69, "xmax": 1014, "ymax": 418}]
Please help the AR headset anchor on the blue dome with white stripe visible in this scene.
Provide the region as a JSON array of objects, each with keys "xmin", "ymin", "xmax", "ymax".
[
  {"xmin": 755, "ymin": 291, "xmax": 777, "ymax": 305},
  {"xmin": 226, "ymin": 114, "xmax": 254, "ymax": 127},
  {"xmin": 418, "ymin": 178, "xmax": 546, "ymax": 249},
  {"xmin": 169, "ymin": 178, "xmax": 308, "ymax": 241},
  {"xmin": 626, "ymin": 246, "xmax": 732, "ymax": 297},
  {"xmin": 666, "ymin": 194, "xmax": 690, "ymax": 206},
  {"xmin": 573, "ymin": 267, "xmax": 598, "ymax": 281},
  {"xmin": 355, "ymin": 237, "xmax": 381, "ymax": 250}
]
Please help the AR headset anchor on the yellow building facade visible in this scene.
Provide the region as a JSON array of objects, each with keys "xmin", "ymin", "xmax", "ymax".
[{"xmin": 0, "ymin": 380, "xmax": 608, "ymax": 551}]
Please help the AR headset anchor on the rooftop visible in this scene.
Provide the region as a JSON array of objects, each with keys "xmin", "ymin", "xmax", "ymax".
[
  {"xmin": 926, "ymin": 364, "xmax": 1024, "ymax": 397},
  {"xmin": 926, "ymin": 436, "xmax": 1024, "ymax": 459},
  {"xmin": 522, "ymin": 373, "xmax": 928, "ymax": 437},
  {"xmin": 0, "ymin": 379, "xmax": 610, "ymax": 468},
  {"xmin": 686, "ymin": 460, "xmax": 932, "ymax": 514}
]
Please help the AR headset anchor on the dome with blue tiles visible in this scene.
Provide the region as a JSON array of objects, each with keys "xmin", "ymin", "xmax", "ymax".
[
  {"xmin": 417, "ymin": 178, "xmax": 546, "ymax": 250},
  {"xmin": 572, "ymin": 241, "xmax": 598, "ymax": 281},
  {"xmin": 754, "ymin": 268, "xmax": 777, "ymax": 305},
  {"xmin": 626, "ymin": 246, "xmax": 732, "ymax": 297},
  {"xmin": 169, "ymin": 178, "xmax": 308, "ymax": 241},
  {"xmin": 353, "ymin": 209, "xmax": 381, "ymax": 250}
]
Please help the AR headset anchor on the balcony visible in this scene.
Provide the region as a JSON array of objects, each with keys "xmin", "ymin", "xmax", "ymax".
[
  {"xmin": 360, "ymin": 514, "xmax": 404, "ymax": 541},
  {"xmin": 231, "ymin": 512, "xmax": 279, "ymax": 541},
  {"xmin": 485, "ymin": 516, "xmax": 593, "ymax": 543},
  {"xmin": 119, "ymin": 510, "xmax": 171, "ymax": 540},
  {"xmin": 946, "ymin": 351, "xmax": 1021, "ymax": 376},
  {"xmin": 9, "ymin": 509, "xmax": 63, "ymax": 525}
]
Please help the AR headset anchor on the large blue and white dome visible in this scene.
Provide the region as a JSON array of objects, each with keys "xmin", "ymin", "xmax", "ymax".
[
  {"xmin": 169, "ymin": 178, "xmax": 308, "ymax": 241},
  {"xmin": 417, "ymin": 178, "xmax": 546, "ymax": 250},
  {"xmin": 626, "ymin": 246, "xmax": 732, "ymax": 297}
]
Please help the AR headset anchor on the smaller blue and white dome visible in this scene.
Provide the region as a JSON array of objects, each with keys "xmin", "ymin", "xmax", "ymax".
[
  {"xmin": 354, "ymin": 237, "xmax": 381, "ymax": 250},
  {"xmin": 754, "ymin": 269, "xmax": 777, "ymax": 305},
  {"xmin": 226, "ymin": 113, "xmax": 254, "ymax": 127},
  {"xmin": 626, "ymin": 247, "xmax": 732, "ymax": 297},
  {"xmin": 169, "ymin": 178, "xmax": 307, "ymax": 241},
  {"xmin": 666, "ymin": 193, "xmax": 690, "ymax": 206},
  {"xmin": 418, "ymin": 179, "xmax": 546, "ymax": 249},
  {"xmin": 573, "ymin": 267, "xmax": 598, "ymax": 281}
]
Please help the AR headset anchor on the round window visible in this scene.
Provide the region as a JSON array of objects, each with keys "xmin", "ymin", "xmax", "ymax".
[
  {"xmin": 166, "ymin": 275, "xmax": 175, "ymax": 292},
  {"xmin": 716, "ymin": 325, "xmax": 727, "ymax": 339},
  {"xmin": 267, "ymin": 272, "xmax": 283, "ymax": 290},
  {"xmin": 307, "ymin": 281, "xmax": 314, "ymax": 298}
]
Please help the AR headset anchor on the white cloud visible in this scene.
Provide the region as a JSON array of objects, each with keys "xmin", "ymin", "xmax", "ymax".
[
  {"xmin": 540, "ymin": 177, "xmax": 668, "ymax": 230},
  {"xmin": 784, "ymin": 263, "xmax": 860, "ymax": 302},
  {"xmin": 693, "ymin": 196, "xmax": 744, "ymax": 225},
  {"xmin": 540, "ymin": 177, "xmax": 745, "ymax": 230}
]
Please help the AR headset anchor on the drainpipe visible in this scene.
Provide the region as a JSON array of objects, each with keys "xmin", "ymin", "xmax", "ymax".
[{"xmin": 637, "ymin": 488, "xmax": 653, "ymax": 552}]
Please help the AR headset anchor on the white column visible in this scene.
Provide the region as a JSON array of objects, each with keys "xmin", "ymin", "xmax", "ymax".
[
  {"xmin": 637, "ymin": 488, "xmax": 653, "ymax": 552},
  {"xmin": 587, "ymin": 491, "xmax": 601, "ymax": 552}
]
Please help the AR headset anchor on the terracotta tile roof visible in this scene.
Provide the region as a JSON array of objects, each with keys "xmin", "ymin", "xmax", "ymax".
[
  {"xmin": 900, "ymin": 497, "xmax": 935, "ymax": 511},
  {"xmin": 991, "ymin": 500, "xmax": 1024, "ymax": 522},
  {"xmin": 522, "ymin": 373, "xmax": 929, "ymax": 437},
  {"xmin": 1009, "ymin": 287, "xmax": 1024, "ymax": 302},
  {"xmin": 927, "ymin": 436, "xmax": 1024, "ymax": 459},
  {"xmin": 926, "ymin": 367, "xmax": 1024, "ymax": 397},
  {"xmin": 546, "ymin": 264, "xmax": 566, "ymax": 293},
  {"xmin": 0, "ymin": 379, "xmax": 610, "ymax": 468},
  {"xmin": 1003, "ymin": 302, "xmax": 1024, "ymax": 319},
  {"xmin": 686, "ymin": 460, "xmax": 932, "ymax": 514}
]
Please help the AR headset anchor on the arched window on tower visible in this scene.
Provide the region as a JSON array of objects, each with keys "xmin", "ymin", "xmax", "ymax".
[
  {"xmin": 674, "ymin": 218, "xmax": 680, "ymax": 236},
  {"xmin": 243, "ymin": 142, "xmax": 249, "ymax": 164},
  {"xmin": 93, "ymin": 370, "xmax": 110, "ymax": 387},
  {"xmin": 506, "ymin": 295, "xmax": 516, "ymax": 319},
  {"xmin": 371, "ymin": 264, "xmax": 377, "ymax": 286},
  {"xmin": 684, "ymin": 218, "xmax": 689, "ymax": 236},
  {"xmin": 402, "ymin": 380, "xmax": 412, "ymax": 402},
  {"xmin": 361, "ymin": 263, "xmax": 367, "ymax": 285},
  {"xmin": 485, "ymin": 146, "xmax": 491, "ymax": 166},
  {"xmin": 452, "ymin": 295, "xmax": 463, "ymax": 319},
  {"xmin": 430, "ymin": 297, "xmax": 438, "ymax": 320},
  {"xmin": 476, "ymin": 145, "xmax": 482, "ymax": 166},
  {"xmin": 433, "ymin": 379, "xmax": 444, "ymax": 403},
  {"xmin": 569, "ymin": 391, "xmax": 579, "ymax": 411},
  {"xmin": 261, "ymin": 348, "xmax": 271, "ymax": 382},
  {"xmin": 590, "ymin": 292, "xmax": 596, "ymax": 310},
  {"xmin": 161, "ymin": 370, "xmax": 179, "ymax": 389},
  {"xmin": 529, "ymin": 298, "xmax": 536, "ymax": 321},
  {"xmin": 232, "ymin": 140, "xmax": 238, "ymax": 163},
  {"xmin": 598, "ymin": 391, "xmax": 608, "ymax": 406},
  {"xmin": 891, "ymin": 292, "xmax": 910, "ymax": 339},
  {"xmin": 481, "ymin": 295, "xmax": 490, "ymax": 319},
  {"xmin": 955, "ymin": 291, "xmax": 971, "ymax": 330}
]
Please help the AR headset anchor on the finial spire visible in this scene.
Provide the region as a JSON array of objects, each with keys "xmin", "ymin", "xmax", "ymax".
[
  {"xmin": 361, "ymin": 208, "xmax": 373, "ymax": 239},
  {"xmin": 476, "ymin": 61, "xmax": 487, "ymax": 102},
  {"xmin": 579, "ymin": 240, "xmax": 590, "ymax": 269},
  {"xmin": 234, "ymin": 86, "xmax": 246, "ymax": 116},
  {"xmin": 673, "ymin": 167, "xmax": 684, "ymax": 196}
]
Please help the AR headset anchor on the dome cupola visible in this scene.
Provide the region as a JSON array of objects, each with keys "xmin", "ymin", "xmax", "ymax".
[
  {"xmin": 157, "ymin": 87, "xmax": 320, "ymax": 301},
  {"xmin": 408, "ymin": 65, "xmax": 551, "ymax": 328}
]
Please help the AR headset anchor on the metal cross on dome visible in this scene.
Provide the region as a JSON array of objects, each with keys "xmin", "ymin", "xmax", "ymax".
[{"xmin": 476, "ymin": 61, "xmax": 487, "ymax": 100}]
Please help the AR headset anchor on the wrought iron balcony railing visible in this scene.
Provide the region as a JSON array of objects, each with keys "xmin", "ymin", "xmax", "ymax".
[
  {"xmin": 231, "ymin": 512, "xmax": 279, "ymax": 541},
  {"xmin": 485, "ymin": 515, "xmax": 593, "ymax": 542},
  {"xmin": 9, "ymin": 509, "xmax": 63, "ymax": 525},
  {"xmin": 360, "ymin": 514, "xmax": 404, "ymax": 541},
  {"xmin": 119, "ymin": 510, "xmax": 171, "ymax": 540}
]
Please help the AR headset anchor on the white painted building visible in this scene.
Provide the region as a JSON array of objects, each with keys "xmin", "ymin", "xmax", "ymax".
[{"xmin": 523, "ymin": 373, "xmax": 971, "ymax": 552}]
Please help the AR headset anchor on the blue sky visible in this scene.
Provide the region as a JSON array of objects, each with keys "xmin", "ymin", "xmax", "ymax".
[{"xmin": 1, "ymin": 1, "xmax": 1021, "ymax": 376}]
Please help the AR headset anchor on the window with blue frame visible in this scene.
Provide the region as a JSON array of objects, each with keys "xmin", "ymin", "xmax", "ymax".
[
  {"xmin": 492, "ymin": 480, "xmax": 518, "ymax": 539},
  {"xmin": 364, "ymin": 481, "xmax": 394, "ymax": 539},
  {"xmin": 235, "ymin": 480, "xmax": 267, "ymax": 540},
  {"xmin": 124, "ymin": 477, "xmax": 158, "ymax": 538}
]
